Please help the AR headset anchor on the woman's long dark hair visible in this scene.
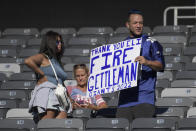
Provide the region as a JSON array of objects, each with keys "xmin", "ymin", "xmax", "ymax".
[{"xmin": 39, "ymin": 31, "xmax": 65, "ymax": 65}]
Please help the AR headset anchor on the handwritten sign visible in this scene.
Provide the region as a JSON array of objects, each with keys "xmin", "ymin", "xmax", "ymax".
[{"xmin": 87, "ymin": 38, "xmax": 142, "ymax": 97}]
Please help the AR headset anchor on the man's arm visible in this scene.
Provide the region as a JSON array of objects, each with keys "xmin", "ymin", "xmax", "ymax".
[{"xmin": 135, "ymin": 56, "xmax": 163, "ymax": 71}]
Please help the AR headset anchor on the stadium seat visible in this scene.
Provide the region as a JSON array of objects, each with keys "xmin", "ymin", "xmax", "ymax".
[
  {"xmin": 176, "ymin": 118, "xmax": 196, "ymax": 130},
  {"xmin": 20, "ymin": 64, "xmax": 33, "ymax": 72},
  {"xmin": 142, "ymin": 26, "xmax": 153, "ymax": 36},
  {"xmin": 162, "ymin": 46, "xmax": 182, "ymax": 56},
  {"xmin": 0, "ymin": 99, "xmax": 19, "ymax": 108},
  {"xmin": 26, "ymin": 38, "xmax": 41, "ymax": 49},
  {"xmin": 0, "ymin": 119, "xmax": 36, "ymax": 131},
  {"xmin": 175, "ymin": 71, "xmax": 196, "ymax": 80},
  {"xmin": 68, "ymin": 36, "xmax": 106, "ymax": 48},
  {"xmin": 18, "ymin": 48, "xmax": 39, "ymax": 58},
  {"xmin": 0, "ymin": 99, "xmax": 19, "ymax": 119},
  {"xmin": 157, "ymin": 71, "xmax": 174, "ymax": 81},
  {"xmin": 66, "ymin": 71, "xmax": 74, "ymax": 80},
  {"xmin": 156, "ymin": 97, "xmax": 195, "ymax": 107},
  {"xmin": 185, "ymin": 63, "xmax": 196, "ymax": 71},
  {"xmin": 86, "ymin": 118, "xmax": 129, "ymax": 131},
  {"xmin": 108, "ymin": 36, "xmax": 127, "ymax": 44},
  {"xmin": 189, "ymin": 35, "xmax": 196, "ymax": 46},
  {"xmin": 164, "ymin": 56, "xmax": 191, "ymax": 63},
  {"xmin": 72, "ymin": 108, "xmax": 92, "ymax": 118},
  {"xmin": 156, "ymin": 79, "xmax": 170, "ymax": 98},
  {"xmin": 64, "ymin": 48, "xmax": 90, "ymax": 57},
  {"xmin": 61, "ymin": 56, "xmax": 73, "ymax": 64},
  {"xmin": 0, "ymin": 58, "xmax": 18, "ymax": 63},
  {"xmin": 77, "ymin": 27, "xmax": 113, "ymax": 36},
  {"xmin": 63, "ymin": 63, "xmax": 75, "ymax": 72},
  {"xmin": 27, "ymin": 37, "xmax": 68, "ymax": 49},
  {"xmin": 171, "ymin": 80, "xmax": 196, "ymax": 88},
  {"xmin": 0, "ymin": 38, "xmax": 26, "ymax": 49},
  {"xmin": 183, "ymin": 46, "xmax": 196, "ymax": 57},
  {"xmin": 41, "ymin": 27, "xmax": 77, "ymax": 37},
  {"xmin": 64, "ymin": 80, "xmax": 77, "ymax": 86},
  {"xmin": 164, "ymin": 62, "xmax": 183, "ymax": 71},
  {"xmin": 161, "ymin": 88, "xmax": 196, "ymax": 98},
  {"xmin": 0, "ymin": 72, "xmax": 7, "ymax": 82},
  {"xmin": 114, "ymin": 27, "xmax": 129, "ymax": 36},
  {"xmin": 190, "ymin": 25, "xmax": 196, "ymax": 37},
  {"xmin": 2, "ymin": 28, "xmax": 39, "ymax": 40},
  {"xmin": 153, "ymin": 25, "xmax": 188, "ymax": 36},
  {"xmin": 1, "ymin": 81, "xmax": 36, "ymax": 90},
  {"xmin": 114, "ymin": 26, "xmax": 152, "ymax": 36},
  {"xmin": 156, "ymin": 79, "xmax": 170, "ymax": 88},
  {"xmin": 155, "ymin": 106, "xmax": 187, "ymax": 119},
  {"xmin": 64, "ymin": 63, "xmax": 89, "ymax": 72},
  {"xmin": 6, "ymin": 108, "xmax": 33, "ymax": 119},
  {"xmin": 0, "ymin": 48, "xmax": 17, "ymax": 58},
  {"xmin": 0, "ymin": 108, "xmax": 8, "ymax": 119},
  {"xmin": 187, "ymin": 107, "xmax": 196, "ymax": 118},
  {"xmin": 192, "ymin": 56, "xmax": 196, "ymax": 63},
  {"xmin": 131, "ymin": 117, "xmax": 176, "ymax": 131},
  {"xmin": 152, "ymin": 35, "xmax": 187, "ymax": 47},
  {"xmin": 19, "ymin": 99, "xmax": 30, "ymax": 108},
  {"xmin": 8, "ymin": 72, "xmax": 36, "ymax": 81},
  {"xmin": 72, "ymin": 56, "xmax": 90, "ymax": 64},
  {"xmin": 0, "ymin": 90, "xmax": 28, "ymax": 100},
  {"xmin": 37, "ymin": 118, "xmax": 84, "ymax": 131},
  {"xmin": 63, "ymin": 63, "xmax": 77, "ymax": 73},
  {"xmin": 0, "ymin": 63, "xmax": 20, "ymax": 75}
]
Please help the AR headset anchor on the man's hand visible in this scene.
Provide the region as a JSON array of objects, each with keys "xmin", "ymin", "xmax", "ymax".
[
  {"xmin": 135, "ymin": 56, "xmax": 149, "ymax": 65},
  {"xmin": 135, "ymin": 56, "xmax": 163, "ymax": 71}
]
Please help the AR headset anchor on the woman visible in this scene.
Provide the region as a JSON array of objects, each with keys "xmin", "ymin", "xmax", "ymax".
[
  {"xmin": 26, "ymin": 31, "xmax": 68, "ymax": 120},
  {"xmin": 67, "ymin": 64, "xmax": 108, "ymax": 110}
]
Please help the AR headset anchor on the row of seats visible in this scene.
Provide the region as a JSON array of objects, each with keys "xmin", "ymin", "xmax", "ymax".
[
  {"xmin": 0, "ymin": 36, "xmax": 196, "ymax": 53},
  {"xmin": 0, "ymin": 25, "xmax": 196, "ymax": 46},
  {"xmin": 0, "ymin": 25, "xmax": 187, "ymax": 38},
  {"xmin": 0, "ymin": 32, "xmax": 195, "ymax": 50},
  {"xmin": 1, "ymin": 64, "xmax": 196, "ymax": 82},
  {"xmin": 1, "ymin": 115, "xmax": 196, "ymax": 131},
  {"xmin": 0, "ymin": 46, "xmax": 196, "ymax": 63},
  {"xmin": 1, "ymin": 57, "xmax": 196, "ymax": 79},
  {"xmin": 1, "ymin": 25, "xmax": 196, "ymax": 37}
]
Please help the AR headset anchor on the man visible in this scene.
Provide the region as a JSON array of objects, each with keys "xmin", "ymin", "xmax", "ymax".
[{"xmin": 116, "ymin": 9, "xmax": 165, "ymax": 122}]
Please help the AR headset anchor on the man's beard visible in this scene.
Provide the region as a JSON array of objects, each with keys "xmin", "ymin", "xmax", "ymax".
[{"xmin": 130, "ymin": 30, "xmax": 142, "ymax": 38}]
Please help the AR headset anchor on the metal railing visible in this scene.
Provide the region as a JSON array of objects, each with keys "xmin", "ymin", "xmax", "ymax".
[{"xmin": 164, "ymin": 6, "xmax": 196, "ymax": 26}]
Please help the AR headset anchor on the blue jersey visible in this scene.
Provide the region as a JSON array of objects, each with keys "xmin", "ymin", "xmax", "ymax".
[{"xmin": 118, "ymin": 35, "xmax": 165, "ymax": 107}]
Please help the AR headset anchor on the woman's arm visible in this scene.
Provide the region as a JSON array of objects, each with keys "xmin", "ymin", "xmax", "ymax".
[
  {"xmin": 81, "ymin": 102, "xmax": 107, "ymax": 110},
  {"xmin": 25, "ymin": 53, "xmax": 47, "ymax": 84},
  {"xmin": 86, "ymin": 102, "xmax": 108, "ymax": 110}
]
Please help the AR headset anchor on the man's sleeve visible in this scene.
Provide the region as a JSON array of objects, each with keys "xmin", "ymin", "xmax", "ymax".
[{"xmin": 151, "ymin": 41, "xmax": 165, "ymax": 69}]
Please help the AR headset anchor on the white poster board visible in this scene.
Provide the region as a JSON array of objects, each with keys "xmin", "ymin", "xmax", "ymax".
[{"xmin": 87, "ymin": 38, "xmax": 142, "ymax": 97}]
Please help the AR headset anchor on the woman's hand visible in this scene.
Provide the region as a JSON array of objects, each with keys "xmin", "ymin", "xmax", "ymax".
[
  {"xmin": 72, "ymin": 102, "xmax": 82, "ymax": 109},
  {"xmin": 37, "ymin": 76, "xmax": 48, "ymax": 85},
  {"xmin": 80, "ymin": 103, "xmax": 96, "ymax": 110}
]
